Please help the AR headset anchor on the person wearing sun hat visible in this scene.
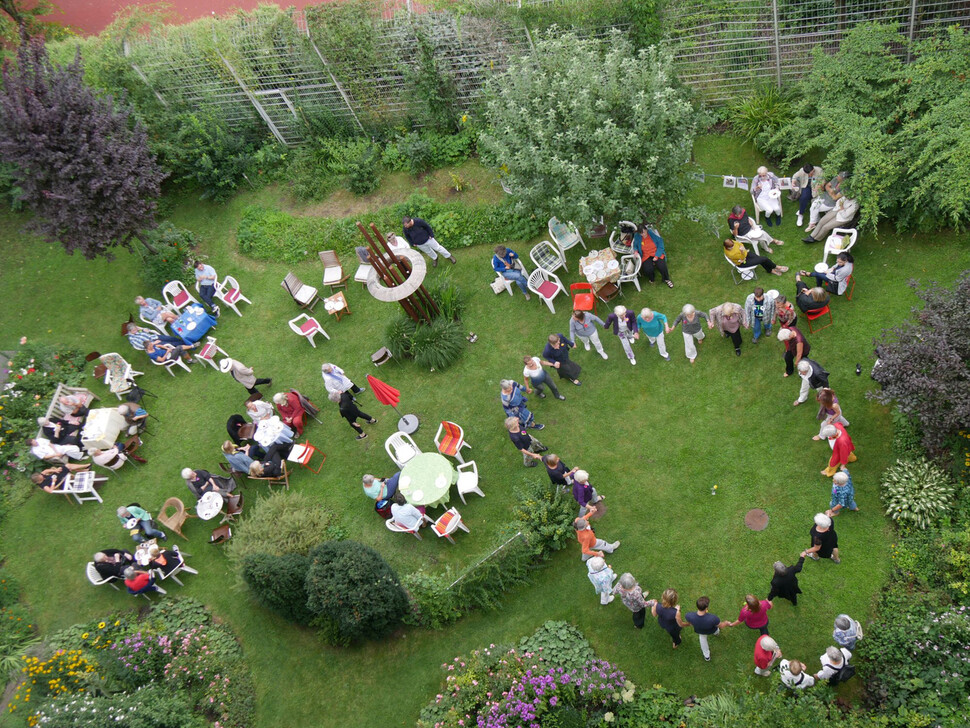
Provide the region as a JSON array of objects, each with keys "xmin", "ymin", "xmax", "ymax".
[{"xmin": 220, "ymin": 357, "xmax": 272, "ymax": 397}]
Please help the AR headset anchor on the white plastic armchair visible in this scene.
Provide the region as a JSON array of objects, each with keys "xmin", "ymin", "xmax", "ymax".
[
  {"xmin": 215, "ymin": 275, "xmax": 252, "ymax": 317},
  {"xmin": 548, "ymin": 217, "xmax": 586, "ymax": 254},
  {"xmin": 529, "ymin": 240, "xmax": 567, "ymax": 274},
  {"xmin": 617, "ymin": 254, "xmax": 642, "ymax": 293},
  {"xmin": 822, "ymin": 228, "xmax": 858, "ymax": 265},
  {"xmin": 386, "ymin": 512, "xmax": 434, "ymax": 540},
  {"xmin": 162, "ymin": 280, "xmax": 197, "ymax": 312},
  {"xmin": 385, "ymin": 431, "xmax": 421, "ymax": 468},
  {"xmin": 608, "ymin": 221, "xmax": 637, "ymax": 255},
  {"xmin": 526, "ymin": 269, "xmax": 566, "ymax": 315}
]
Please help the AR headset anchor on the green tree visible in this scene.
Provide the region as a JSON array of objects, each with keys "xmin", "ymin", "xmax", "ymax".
[
  {"xmin": 479, "ymin": 29, "xmax": 704, "ymax": 224},
  {"xmin": 241, "ymin": 553, "xmax": 315, "ymax": 625}
]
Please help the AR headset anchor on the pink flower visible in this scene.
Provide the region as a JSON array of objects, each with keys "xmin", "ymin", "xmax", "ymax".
[{"xmin": 19, "ymin": 337, "xmax": 26, "ymax": 345}]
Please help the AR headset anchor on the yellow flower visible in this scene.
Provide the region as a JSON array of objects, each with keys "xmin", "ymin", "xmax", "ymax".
[
  {"xmin": 81, "ymin": 633, "xmax": 88, "ymax": 639},
  {"xmin": 98, "ymin": 622, "xmax": 106, "ymax": 629}
]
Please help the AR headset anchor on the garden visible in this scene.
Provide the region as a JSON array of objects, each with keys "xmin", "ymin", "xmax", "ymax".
[{"xmin": 0, "ymin": 4, "xmax": 969, "ymax": 728}]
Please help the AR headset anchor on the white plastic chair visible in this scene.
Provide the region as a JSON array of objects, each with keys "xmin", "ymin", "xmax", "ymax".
[
  {"xmin": 751, "ymin": 190, "xmax": 783, "ymax": 225},
  {"xmin": 354, "ymin": 249, "xmax": 374, "ymax": 287},
  {"xmin": 86, "ymin": 562, "xmax": 120, "ymax": 590},
  {"xmin": 527, "ymin": 269, "xmax": 566, "ymax": 314},
  {"xmin": 456, "ymin": 461, "xmax": 483, "ymax": 504},
  {"xmin": 288, "ymin": 314, "xmax": 329, "ymax": 348},
  {"xmin": 195, "ymin": 336, "xmax": 229, "ymax": 370},
  {"xmin": 215, "ymin": 275, "xmax": 252, "ymax": 317},
  {"xmin": 548, "ymin": 217, "xmax": 587, "ymax": 254},
  {"xmin": 617, "ymin": 253, "xmax": 642, "ymax": 293},
  {"xmin": 155, "ymin": 544, "xmax": 198, "ymax": 587},
  {"xmin": 385, "ymin": 512, "xmax": 434, "ymax": 540},
  {"xmin": 609, "ymin": 221, "xmax": 637, "ymax": 255},
  {"xmin": 139, "ymin": 306, "xmax": 174, "ymax": 334},
  {"xmin": 529, "ymin": 240, "xmax": 567, "ymax": 274},
  {"xmin": 385, "ymin": 431, "xmax": 421, "ymax": 468},
  {"xmin": 432, "ymin": 507, "xmax": 470, "ymax": 545},
  {"xmin": 435, "ymin": 421, "xmax": 471, "ymax": 464},
  {"xmin": 162, "ymin": 280, "xmax": 197, "ymax": 312},
  {"xmin": 724, "ymin": 254, "xmax": 758, "ymax": 285},
  {"xmin": 150, "ymin": 352, "xmax": 193, "ymax": 376},
  {"xmin": 822, "ymin": 228, "xmax": 858, "ymax": 265}
]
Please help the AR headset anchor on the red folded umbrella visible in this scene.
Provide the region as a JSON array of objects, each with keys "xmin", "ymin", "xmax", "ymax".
[{"xmin": 366, "ymin": 375, "xmax": 400, "ymax": 407}]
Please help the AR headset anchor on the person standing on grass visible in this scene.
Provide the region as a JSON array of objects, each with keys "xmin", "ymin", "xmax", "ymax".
[
  {"xmin": 542, "ymin": 453, "xmax": 577, "ymax": 489},
  {"xmin": 636, "ymin": 308, "xmax": 671, "ymax": 361},
  {"xmin": 402, "ymin": 216, "xmax": 455, "ymax": 267},
  {"xmin": 826, "ymin": 468, "xmax": 859, "ymax": 516},
  {"xmin": 814, "ymin": 388, "xmax": 849, "ymax": 439},
  {"xmin": 685, "ymin": 596, "xmax": 731, "ymax": 662},
  {"xmin": 574, "ymin": 513, "xmax": 619, "ymax": 562},
  {"xmin": 777, "ymin": 326, "xmax": 810, "ymax": 377},
  {"xmin": 652, "ymin": 589, "xmax": 687, "ymax": 649},
  {"xmin": 501, "ymin": 379, "xmax": 543, "ymax": 430},
  {"xmin": 321, "ymin": 363, "xmax": 363, "ymax": 396},
  {"xmin": 754, "ymin": 635, "xmax": 783, "ymax": 676},
  {"xmin": 523, "ymin": 355, "xmax": 566, "ymax": 401},
  {"xmin": 806, "ymin": 512, "xmax": 840, "ymax": 564},
  {"xmin": 542, "ymin": 333, "xmax": 582, "ymax": 385},
  {"xmin": 708, "ymin": 301, "xmax": 748, "ymax": 357},
  {"xmin": 820, "ymin": 423, "xmax": 856, "ymax": 476},
  {"xmin": 220, "ymin": 358, "xmax": 272, "ymax": 397},
  {"xmin": 586, "ymin": 556, "xmax": 617, "ymax": 605},
  {"xmin": 780, "ymin": 658, "xmax": 816, "ymax": 689},
  {"xmin": 604, "ymin": 305, "xmax": 639, "ymax": 366},
  {"xmin": 774, "ymin": 294, "xmax": 797, "ymax": 328},
  {"xmin": 815, "ymin": 645, "xmax": 854, "ymax": 684},
  {"xmin": 571, "ymin": 470, "xmax": 604, "ymax": 518},
  {"xmin": 833, "ymin": 614, "xmax": 864, "ymax": 650},
  {"xmin": 669, "ymin": 303, "xmax": 708, "ymax": 364},
  {"xmin": 730, "ymin": 594, "xmax": 773, "ymax": 635},
  {"xmin": 767, "ymin": 555, "xmax": 805, "ymax": 606},
  {"xmin": 794, "ymin": 358, "xmax": 829, "ymax": 406},
  {"xmin": 744, "ymin": 287, "xmax": 775, "ymax": 344},
  {"xmin": 505, "ymin": 417, "xmax": 547, "ymax": 467},
  {"xmin": 569, "ymin": 310, "xmax": 609, "ymax": 360},
  {"xmin": 329, "ymin": 390, "xmax": 378, "ymax": 440},
  {"xmin": 613, "ymin": 573, "xmax": 656, "ymax": 629},
  {"xmin": 194, "ymin": 260, "xmax": 220, "ymax": 316}
]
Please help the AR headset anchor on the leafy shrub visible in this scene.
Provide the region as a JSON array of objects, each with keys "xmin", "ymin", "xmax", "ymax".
[
  {"xmin": 613, "ymin": 687, "xmax": 685, "ymax": 728},
  {"xmin": 687, "ymin": 680, "xmax": 868, "ymax": 727},
  {"xmin": 283, "ymin": 145, "xmax": 339, "ymax": 201},
  {"xmin": 518, "ymin": 621, "xmax": 594, "ymax": 670},
  {"xmin": 512, "ymin": 476, "xmax": 577, "ymax": 556},
  {"xmin": 881, "ymin": 457, "xmax": 957, "ymax": 529},
  {"xmin": 383, "ymin": 315, "xmax": 418, "ymax": 360},
  {"xmin": 891, "ymin": 409, "xmax": 925, "ymax": 460},
  {"xmin": 241, "ymin": 553, "xmax": 315, "ymax": 625},
  {"xmin": 225, "ymin": 491, "xmax": 340, "ymax": 570},
  {"xmin": 138, "ymin": 222, "xmax": 193, "ymax": 290},
  {"xmin": 0, "ymin": 603, "xmax": 39, "ymax": 675},
  {"xmin": 27, "ymin": 684, "xmax": 207, "ymax": 728},
  {"xmin": 105, "ymin": 629, "xmax": 171, "ymax": 688},
  {"xmin": 344, "ymin": 141, "xmax": 382, "ymax": 195},
  {"xmin": 404, "ymin": 31, "xmax": 460, "ymax": 133},
  {"xmin": 450, "ymin": 531, "xmax": 533, "ymax": 613},
  {"xmin": 305, "ymin": 541, "xmax": 409, "ymax": 642},
  {"xmin": 400, "ymin": 570, "xmax": 462, "ymax": 629},
  {"xmin": 0, "ymin": 568, "xmax": 20, "ymax": 608},
  {"xmin": 395, "ymin": 132, "xmax": 434, "ymax": 176},
  {"xmin": 412, "ymin": 318, "xmax": 465, "ymax": 371},
  {"xmin": 728, "ymin": 83, "xmax": 795, "ymax": 147},
  {"xmin": 427, "ymin": 276, "xmax": 466, "ymax": 322}
]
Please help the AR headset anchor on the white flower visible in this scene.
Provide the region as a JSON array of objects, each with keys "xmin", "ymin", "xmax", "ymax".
[{"xmin": 604, "ymin": 712, "xmax": 615, "ymax": 723}]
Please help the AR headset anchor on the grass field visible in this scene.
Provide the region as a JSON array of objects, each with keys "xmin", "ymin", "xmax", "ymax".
[{"xmin": 1, "ymin": 137, "xmax": 968, "ymax": 727}]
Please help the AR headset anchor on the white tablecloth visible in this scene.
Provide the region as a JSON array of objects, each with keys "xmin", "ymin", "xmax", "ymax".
[
  {"xmin": 197, "ymin": 491, "xmax": 224, "ymax": 521},
  {"xmin": 81, "ymin": 408, "xmax": 126, "ymax": 451},
  {"xmin": 254, "ymin": 416, "xmax": 294, "ymax": 448}
]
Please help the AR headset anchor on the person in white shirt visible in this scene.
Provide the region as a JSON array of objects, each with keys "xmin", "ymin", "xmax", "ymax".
[
  {"xmin": 815, "ymin": 646, "xmax": 852, "ymax": 682},
  {"xmin": 803, "ymin": 196, "xmax": 859, "ymax": 243},
  {"xmin": 390, "ymin": 502, "xmax": 425, "ymax": 530},
  {"xmin": 193, "ymin": 260, "xmax": 220, "ymax": 316},
  {"xmin": 28, "ymin": 437, "xmax": 84, "ymax": 462},
  {"xmin": 321, "ymin": 363, "xmax": 362, "ymax": 396},
  {"xmin": 780, "ymin": 659, "xmax": 816, "ymax": 689},
  {"xmin": 751, "ymin": 166, "xmax": 783, "ymax": 226},
  {"xmin": 245, "ymin": 399, "xmax": 274, "ymax": 422}
]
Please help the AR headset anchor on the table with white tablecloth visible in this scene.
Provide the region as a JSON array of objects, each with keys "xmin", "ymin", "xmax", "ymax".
[
  {"xmin": 253, "ymin": 416, "xmax": 295, "ymax": 449},
  {"xmin": 579, "ymin": 249, "xmax": 621, "ymax": 293},
  {"xmin": 81, "ymin": 408, "xmax": 126, "ymax": 451}
]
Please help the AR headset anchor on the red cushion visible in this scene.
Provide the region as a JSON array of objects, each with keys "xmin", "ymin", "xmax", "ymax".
[
  {"xmin": 536, "ymin": 280, "xmax": 559, "ymax": 299},
  {"xmin": 224, "ymin": 288, "xmax": 239, "ymax": 303},
  {"xmin": 437, "ymin": 422, "xmax": 462, "ymax": 456},
  {"xmin": 434, "ymin": 511, "xmax": 456, "ymax": 534},
  {"xmin": 299, "ymin": 319, "xmax": 319, "ymax": 334},
  {"xmin": 573, "ymin": 293, "xmax": 595, "ymax": 310},
  {"xmin": 198, "ymin": 344, "xmax": 215, "ymax": 359},
  {"xmin": 172, "ymin": 290, "xmax": 189, "ymax": 307},
  {"xmin": 807, "ymin": 305, "xmax": 831, "ymax": 320}
]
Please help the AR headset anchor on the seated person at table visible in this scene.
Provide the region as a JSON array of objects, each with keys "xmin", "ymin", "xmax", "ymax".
[
  {"xmin": 181, "ymin": 468, "xmax": 235, "ymax": 499},
  {"xmin": 633, "ymin": 224, "xmax": 674, "ymax": 287},
  {"xmin": 245, "ymin": 398, "xmax": 274, "ymax": 422},
  {"xmin": 91, "ymin": 445, "xmax": 128, "ymax": 471},
  {"xmin": 248, "ymin": 442, "xmax": 291, "ymax": 478},
  {"xmin": 117, "ymin": 504, "xmax": 167, "ymax": 543},
  {"xmin": 27, "ymin": 436, "xmax": 84, "ymax": 462},
  {"xmin": 728, "ymin": 206, "xmax": 785, "ymax": 254},
  {"xmin": 362, "ymin": 472, "xmax": 407, "ymax": 505},
  {"xmin": 124, "ymin": 323, "xmax": 184, "ymax": 352},
  {"xmin": 273, "ymin": 392, "xmax": 306, "ymax": 436},
  {"xmin": 390, "ymin": 502, "xmax": 426, "ymax": 531},
  {"xmin": 135, "ymin": 296, "xmax": 177, "ymax": 327},
  {"xmin": 117, "ymin": 404, "xmax": 148, "ymax": 436},
  {"xmin": 146, "ymin": 544, "xmax": 181, "ymax": 576},
  {"xmin": 145, "ymin": 339, "xmax": 195, "ymax": 365},
  {"xmin": 222, "ymin": 441, "xmax": 255, "ymax": 473},
  {"xmin": 36, "ymin": 416, "xmax": 82, "ymax": 446},
  {"xmin": 30, "ymin": 465, "xmax": 73, "ymax": 493},
  {"xmin": 93, "ymin": 549, "xmax": 134, "ymax": 579},
  {"xmin": 794, "ymin": 277, "xmax": 830, "ymax": 314},
  {"xmin": 123, "ymin": 566, "xmax": 160, "ymax": 595}
]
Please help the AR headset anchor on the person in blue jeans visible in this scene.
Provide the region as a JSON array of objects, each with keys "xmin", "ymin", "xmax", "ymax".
[
  {"xmin": 116, "ymin": 504, "xmax": 167, "ymax": 543},
  {"xmin": 744, "ymin": 287, "xmax": 775, "ymax": 343},
  {"xmin": 194, "ymin": 260, "xmax": 220, "ymax": 316},
  {"xmin": 492, "ymin": 245, "xmax": 530, "ymax": 299}
]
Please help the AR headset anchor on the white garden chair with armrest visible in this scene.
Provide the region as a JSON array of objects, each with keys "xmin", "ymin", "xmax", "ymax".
[
  {"xmin": 617, "ymin": 253, "xmax": 642, "ymax": 293},
  {"xmin": 288, "ymin": 314, "xmax": 329, "ymax": 348},
  {"xmin": 432, "ymin": 508, "xmax": 470, "ymax": 545},
  {"xmin": 822, "ymin": 228, "xmax": 858, "ymax": 265},
  {"xmin": 215, "ymin": 275, "xmax": 252, "ymax": 317},
  {"xmin": 529, "ymin": 240, "xmax": 567, "ymax": 274},
  {"xmin": 724, "ymin": 253, "xmax": 758, "ymax": 285},
  {"xmin": 86, "ymin": 562, "xmax": 120, "ymax": 590},
  {"xmin": 456, "ymin": 461, "xmax": 483, "ymax": 504},
  {"xmin": 195, "ymin": 336, "xmax": 229, "ymax": 370},
  {"xmin": 154, "ymin": 544, "xmax": 198, "ymax": 586},
  {"xmin": 140, "ymin": 306, "xmax": 175, "ymax": 334},
  {"xmin": 609, "ymin": 221, "xmax": 637, "ymax": 255},
  {"xmin": 750, "ymin": 190, "xmax": 783, "ymax": 225},
  {"xmin": 162, "ymin": 280, "xmax": 197, "ymax": 313},
  {"xmin": 385, "ymin": 431, "xmax": 421, "ymax": 468},
  {"xmin": 386, "ymin": 513, "xmax": 434, "ymax": 540},
  {"xmin": 548, "ymin": 217, "xmax": 587, "ymax": 254},
  {"xmin": 149, "ymin": 353, "xmax": 193, "ymax": 376},
  {"xmin": 527, "ymin": 269, "xmax": 565, "ymax": 315}
]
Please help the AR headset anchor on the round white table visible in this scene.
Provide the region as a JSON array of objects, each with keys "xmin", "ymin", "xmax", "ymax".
[{"xmin": 197, "ymin": 490, "xmax": 224, "ymax": 521}]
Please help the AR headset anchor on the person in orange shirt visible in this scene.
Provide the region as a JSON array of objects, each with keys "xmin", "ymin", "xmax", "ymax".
[
  {"xmin": 574, "ymin": 514, "xmax": 620, "ymax": 562},
  {"xmin": 633, "ymin": 224, "xmax": 674, "ymax": 288}
]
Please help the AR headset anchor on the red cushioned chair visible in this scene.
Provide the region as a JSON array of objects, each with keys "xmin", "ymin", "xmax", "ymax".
[
  {"xmin": 435, "ymin": 421, "xmax": 471, "ymax": 464},
  {"xmin": 570, "ymin": 282, "xmax": 596, "ymax": 315},
  {"xmin": 806, "ymin": 304, "xmax": 833, "ymax": 333}
]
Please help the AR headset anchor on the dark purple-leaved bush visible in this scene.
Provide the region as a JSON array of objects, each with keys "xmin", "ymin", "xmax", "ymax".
[
  {"xmin": 869, "ymin": 272, "xmax": 970, "ymax": 455},
  {"xmin": 0, "ymin": 34, "xmax": 165, "ymax": 259}
]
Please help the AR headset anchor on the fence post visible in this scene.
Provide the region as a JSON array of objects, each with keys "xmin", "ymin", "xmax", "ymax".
[
  {"xmin": 771, "ymin": 0, "xmax": 782, "ymax": 88},
  {"xmin": 304, "ymin": 24, "xmax": 366, "ymax": 132},
  {"xmin": 906, "ymin": 0, "xmax": 918, "ymax": 62}
]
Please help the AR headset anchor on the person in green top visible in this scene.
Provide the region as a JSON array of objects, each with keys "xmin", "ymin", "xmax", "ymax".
[
  {"xmin": 116, "ymin": 504, "xmax": 167, "ymax": 543},
  {"xmin": 635, "ymin": 308, "xmax": 671, "ymax": 361}
]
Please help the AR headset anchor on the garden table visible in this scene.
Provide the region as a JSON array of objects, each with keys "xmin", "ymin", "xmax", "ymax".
[
  {"xmin": 579, "ymin": 249, "xmax": 620, "ymax": 293},
  {"xmin": 398, "ymin": 452, "xmax": 456, "ymax": 508},
  {"xmin": 170, "ymin": 304, "xmax": 217, "ymax": 344},
  {"xmin": 324, "ymin": 291, "xmax": 351, "ymax": 322},
  {"xmin": 81, "ymin": 407, "xmax": 126, "ymax": 451},
  {"xmin": 196, "ymin": 491, "xmax": 224, "ymax": 521},
  {"xmin": 253, "ymin": 416, "xmax": 294, "ymax": 449},
  {"xmin": 134, "ymin": 538, "xmax": 158, "ymax": 566}
]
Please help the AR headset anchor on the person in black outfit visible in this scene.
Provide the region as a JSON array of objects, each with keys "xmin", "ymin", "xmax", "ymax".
[
  {"xmin": 767, "ymin": 555, "xmax": 806, "ymax": 606},
  {"xmin": 506, "ymin": 417, "xmax": 547, "ymax": 467},
  {"xmin": 542, "ymin": 453, "xmax": 578, "ymax": 488},
  {"xmin": 93, "ymin": 549, "xmax": 134, "ymax": 580},
  {"xmin": 652, "ymin": 589, "xmax": 688, "ymax": 648},
  {"xmin": 248, "ymin": 442, "xmax": 292, "ymax": 478},
  {"xmin": 182, "ymin": 468, "xmax": 234, "ymax": 499},
  {"xmin": 794, "ymin": 278, "xmax": 830, "ymax": 314},
  {"xmin": 37, "ymin": 416, "xmax": 82, "ymax": 446},
  {"xmin": 226, "ymin": 414, "xmax": 246, "ymax": 445},
  {"xmin": 329, "ymin": 390, "xmax": 378, "ymax": 440},
  {"xmin": 401, "ymin": 216, "xmax": 456, "ymax": 267},
  {"xmin": 30, "ymin": 465, "xmax": 71, "ymax": 493}
]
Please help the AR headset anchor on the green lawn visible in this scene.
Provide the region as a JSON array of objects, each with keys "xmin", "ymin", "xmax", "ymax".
[{"xmin": 1, "ymin": 136, "xmax": 968, "ymax": 727}]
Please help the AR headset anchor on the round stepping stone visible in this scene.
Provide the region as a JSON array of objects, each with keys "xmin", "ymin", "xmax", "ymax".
[{"xmin": 745, "ymin": 508, "xmax": 769, "ymax": 531}]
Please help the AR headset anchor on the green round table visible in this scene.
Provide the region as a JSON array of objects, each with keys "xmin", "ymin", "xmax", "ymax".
[{"xmin": 399, "ymin": 452, "xmax": 456, "ymax": 508}]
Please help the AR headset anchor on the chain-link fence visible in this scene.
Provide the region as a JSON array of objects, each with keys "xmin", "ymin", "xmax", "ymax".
[{"xmin": 119, "ymin": 0, "xmax": 970, "ymax": 144}]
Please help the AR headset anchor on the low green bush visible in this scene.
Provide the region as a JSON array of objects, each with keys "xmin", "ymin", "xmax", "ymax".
[
  {"xmin": 517, "ymin": 620, "xmax": 594, "ymax": 670},
  {"xmin": 344, "ymin": 141, "xmax": 382, "ymax": 195},
  {"xmin": 383, "ymin": 315, "xmax": 419, "ymax": 360},
  {"xmin": 881, "ymin": 457, "xmax": 957, "ymax": 529},
  {"xmin": 412, "ymin": 318, "xmax": 465, "ymax": 371},
  {"xmin": 138, "ymin": 222, "xmax": 194, "ymax": 290},
  {"xmin": 400, "ymin": 570, "xmax": 461, "ymax": 629},
  {"xmin": 393, "ymin": 132, "xmax": 434, "ymax": 176},
  {"xmin": 26, "ymin": 684, "xmax": 208, "ymax": 728},
  {"xmin": 727, "ymin": 83, "xmax": 795, "ymax": 148},
  {"xmin": 241, "ymin": 553, "xmax": 315, "ymax": 625}
]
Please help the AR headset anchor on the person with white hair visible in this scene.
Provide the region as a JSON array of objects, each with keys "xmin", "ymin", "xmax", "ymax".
[
  {"xmin": 134, "ymin": 296, "xmax": 177, "ymax": 327},
  {"xmin": 670, "ymin": 303, "xmax": 709, "ymax": 363},
  {"xmin": 571, "ymin": 470, "xmax": 604, "ymax": 518},
  {"xmin": 569, "ymin": 310, "xmax": 609, "ymax": 360},
  {"xmin": 321, "ymin": 363, "xmax": 362, "ymax": 396},
  {"xmin": 754, "ymin": 634, "xmax": 782, "ymax": 676},
  {"xmin": 779, "ymin": 658, "xmax": 815, "ymax": 689},
  {"xmin": 182, "ymin": 467, "xmax": 234, "ymax": 500},
  {"xmin": 362, "ymin": 472, "xmax": 405, "ymax": 504},
  {"xmin": 751, "ymin": 166, "xmax": 783, "ymax": 226},
  {"xmin": 574, "ymin": 513, "xmax": 619, "ymax": 562},
  {"xmin": 767, "ymin": 555, "xmax": 806, "ymax": 606},
  {"xmin": 522, "ymin": 355, "xmax": 565, "ymax": 401},
  {"xmin": 91, "ymin": 445, "xmax": 128, "ymax": 471},
  {"xmin": 708, "ymin": 301, "xmax": 749, "ymax": 357},
  {"xmin": 613, "ymin": 573, "xmax": 656, "ymax": 629},
  {"xmin": 117, "ymin": 403, "xmax": 148, "ymax": 436},
  {"xmin": 273, "ymin": 392, "xmax": 306, "ymax": 436},
  {"xmin": 820, "ymin": 423, "xmax": 857, "ymax": 477},
  {"xmin": 815, "ymin": 645, "xmax": 853, "ymax": 683},
  {"xmin": 827, "ymin": 468, "xmax": 859, "ymax": 516},
  {"xmin": 636, "ymin": 308, "xmax": 671, "ymax": 361},
  {"xmin": 793, "ymin": 358, "xmax": 829, "ymax": 406},
  {"xmin": 390, "ymin": 501, "xmax": 425, "ymax": 530},
  {"xmin": 806, "ymin": 512, "xmax": 840, "ymax": 563},
  {"xmin": 604, "ymin": 306, "xmax": 639, "ymax": 366},
  {"xmin": 586, "ymin": 556, "xmax": 617, "ymax": 605},
  {"xmin": 500, "ymin": 379, "xmax": 542, "ymax": 430},
  {"xmin": 245, "ymin": 398, "xmax": 274, "ymax": 422},
  {"xmin": 116, "ymin": 504, "xmax": 166, "ymax": 543},
  {"xmin": 833, "ymin": 614, "xmax": 864, "ymax": 649}
]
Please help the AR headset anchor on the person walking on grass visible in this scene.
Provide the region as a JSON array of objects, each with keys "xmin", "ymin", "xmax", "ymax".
[
  {"xmin": 523, "ymin": 355, "xmax": 565, "ymax": 401},
  {"xmin": 652, "ymin": 588, "xmax": 687, "ymax": 649},
  {"xmin": 767, "ymin": 555, "xmax": 805, "ymax": 606},
  {"xmin": 505, "ymin": 417, "xmax": 547, "ymax": 467},
  {"xmin": 669, "ymin": 303, "xmax": 709, "ymax": 364},
  {"xmin": 586, "ymin": 556, "xmax": 617, "ymax": 605},
  {"xmin": 604, "ymin": 305, "xmax": 639, "ymax": 366},
  {"xmin": 826, "ymin": 468, "xmax": 859, "ymax": 517},
  {"xmin": 542, "ymin": 333, "xmax": 582, "ymax": 386},
  {"xmin": 501, "ymin": 379, "xmax": 543, "ymax": 430},
  {"xmin": 569, "ymin": 310, "xmax": 609, "ymax": 360},
  {"xmin": 708, "ymin": 301, "xmax": 749, "ymax": 357},
  {"xmin": 806, "ymin": 512, "xmax": 840, "ymax": 564},
  {"xmin": 833, "ymin": 614, "xmax": 864, "ymax": 650},
  {"xmin": 685, "ymin": 596, "xmax": 731, "ymax": 662},
  {"xmin": 613, "ymin": 573, "xmax": 656, "ymax": 629},
  {"xmin": 571, "ymin": 470, "xmax": 604, "ymax": 518},
  {"xmin": 780, "ymin": 658, "xmax": 816, "ymax": 689},
  {"xmin": 574, "ymin": 513, "xmax": 619, "ymax": 562},
  {"xmin": 329, "ymin": 390, "xmax": 378, "ymax": 440},
  {"xmin": 820, "ymin": 423, "xmax": 856, "ymax": 476},
  {"xmin": 636, "ymin": 307, "xmax": 671, "ymax": 361},
  {"xmin": 402, "ymin": 216, "xmax": 455, "ymax": 267},
  {"xmin": 754, "ymin": 635, "xmax": 782, "ymax": 676},
  {"xmin": 543, "ymin": 453, "xmax": 578, "ymax": 489},
  {"xmin": 730, "ymin": 594, "xmax": 773, "ymax": 635},
  {"xmin": 744, "ymin": 287, "xmax": 775, "ymax": 344}
]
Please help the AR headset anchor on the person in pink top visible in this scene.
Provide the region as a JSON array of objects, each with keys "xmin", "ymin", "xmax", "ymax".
[{"xmin": 729, "ymin": 594, "xmax": 773, "ymax": 635}]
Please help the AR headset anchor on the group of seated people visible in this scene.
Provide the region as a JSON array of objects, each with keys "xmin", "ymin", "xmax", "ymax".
[
  {"xmin": 360, "ymin": 472, "xmax": 430, "ymax": 532},
  {"xmin": 93, "ymin": 542, "xmax": 184, "ymax": 595}
]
